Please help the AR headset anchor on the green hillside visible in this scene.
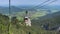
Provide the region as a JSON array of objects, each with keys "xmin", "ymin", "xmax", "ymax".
[
  {"xmin": 0, "ymin": 6, "xmax": 60, "ymax": 34},
  {"xmin": 0, "ymin": 11, "xmax": 60, "ymax": 34}
]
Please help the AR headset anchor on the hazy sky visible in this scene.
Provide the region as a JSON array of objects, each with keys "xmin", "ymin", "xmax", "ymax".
[{"xmin": 0, "ymin": 0, "xmax": 60, "ymax": 6}]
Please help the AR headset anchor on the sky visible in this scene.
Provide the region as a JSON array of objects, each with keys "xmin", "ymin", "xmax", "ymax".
[{"xmin": 0, "ymin": 0, "xmax": 60, "ymax": 6}]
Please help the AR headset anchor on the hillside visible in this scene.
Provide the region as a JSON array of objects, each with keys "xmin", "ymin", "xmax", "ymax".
[
  {"xmin": 32, "ymin": 11, "xmax": 60, "ymax": 28},
  {"xmin": 0, "ymin": 13, "xmax": 59, "ymax": 34},
  {"xmin": 0, "ymin": 6, "xmax": 60, "ymax": 34}
]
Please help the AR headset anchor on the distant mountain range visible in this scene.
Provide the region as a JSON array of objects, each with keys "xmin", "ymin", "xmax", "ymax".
[
  {"xmin": 38, "ymin": 5, "xmax": 60, "ymax": 10},
  {"xmin": 0, "ymin": 6, "xmax": 60, "ymax": 15}
]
